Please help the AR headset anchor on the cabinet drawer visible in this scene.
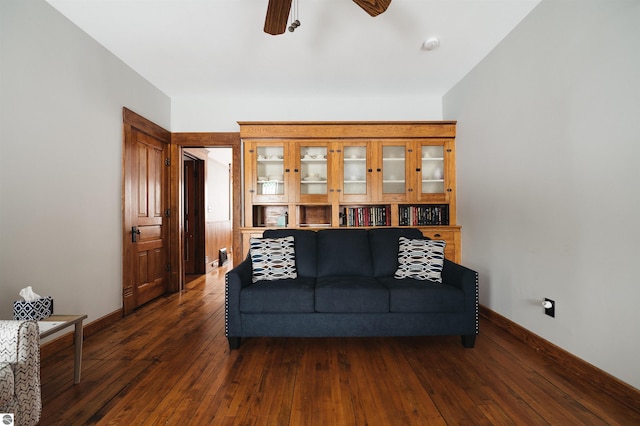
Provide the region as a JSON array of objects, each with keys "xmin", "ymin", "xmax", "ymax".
[
  {"xmin": 418, "ymin": 228, "xmax": 460, "ymax": 263},
  {"xmin": 242, "ymin": 231, "xmax": 265, "ymax": 259},
  {"xmin": 420, "ymin": 230, "xmax": 453, "ymax": 241}
]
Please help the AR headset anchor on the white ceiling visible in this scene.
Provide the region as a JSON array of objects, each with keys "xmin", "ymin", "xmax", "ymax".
[{"xmin": 46, "ymin": 0, "xmax": 541, "ymax": 99}]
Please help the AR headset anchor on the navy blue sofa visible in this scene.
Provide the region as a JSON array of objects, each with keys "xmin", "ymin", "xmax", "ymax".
[{"xmin": 225, "ymin": 228, "xmax": 479, "ymax": 349}]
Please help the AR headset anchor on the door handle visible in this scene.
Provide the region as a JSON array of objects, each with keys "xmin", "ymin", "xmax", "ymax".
[{"xmin": 131, "ymin": 226, "xmax": 141, "ymax": 243}]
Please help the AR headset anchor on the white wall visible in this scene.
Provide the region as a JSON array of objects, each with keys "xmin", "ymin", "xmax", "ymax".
[
  {"xmin": 207, "ymin": 150, "xmax": 232, "ymax": 223},
  {"xmin": 0, "ymin": 0, "xmax": 171, "ymax": 325},
  {"xmin": 171, "ymin": 95, "xmax": 443, "ymax": 132},
  {"xmin": 444, "ymin": 0, "xmax": 640, "ymax": 390}
]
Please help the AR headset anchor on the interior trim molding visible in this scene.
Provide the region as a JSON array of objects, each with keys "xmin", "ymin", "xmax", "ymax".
[
  {"xmin": 170, "ymin": 132, "xmax": 243, "ymax": 268},
  {"xmin": 40, "ymin": 309, "xmax": 123, "ymax": 360},
  {"xmin": 480, "ymin": 305, "xmax": 640, "ymax": 412},
  {"xmin": 123, "ymin": 107, "xmax": 170, "ymax": 143}
]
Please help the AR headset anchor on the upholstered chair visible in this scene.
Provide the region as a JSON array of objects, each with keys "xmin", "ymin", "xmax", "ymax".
[{"xmin": 0, "ymin": 321, "xmax": 42, "ymax": 426}]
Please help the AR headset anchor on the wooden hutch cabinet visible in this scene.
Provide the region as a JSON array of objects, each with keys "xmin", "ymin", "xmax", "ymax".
[{"xmin": 239, "ymin": 122, "xmax": 461, "ymax": 262}]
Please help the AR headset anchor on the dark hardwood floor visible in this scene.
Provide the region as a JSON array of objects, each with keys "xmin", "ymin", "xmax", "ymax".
[{"xmin": 40, "ymin": 263, "xmax": 640, "ymax": 425}]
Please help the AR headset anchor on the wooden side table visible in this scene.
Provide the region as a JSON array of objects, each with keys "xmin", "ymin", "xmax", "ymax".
[{"xmin": 38, "ymin": 314, "xmax": 87, "ymax": 384}]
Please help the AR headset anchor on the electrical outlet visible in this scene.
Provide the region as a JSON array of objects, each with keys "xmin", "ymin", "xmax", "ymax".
[{"xmin": 543, "ymin": 298, "xmax": 555, "ymax": 317}]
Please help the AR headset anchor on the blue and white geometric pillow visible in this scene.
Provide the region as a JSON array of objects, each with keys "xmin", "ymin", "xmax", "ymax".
[
  {"xmin": 394, "ymin": 237, "xmax": 446, "ymax": 282},
  {"xmin": 249, "ymin": 236, "xmax": 298, "ymax": 283}
]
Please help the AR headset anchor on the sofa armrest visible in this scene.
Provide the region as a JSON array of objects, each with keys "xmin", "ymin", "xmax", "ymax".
[
  {"xmin": 442, "ymin": 260, "xmax": 479, "ymax": 335},
  {"xmin": 0, "ymin": 320, "xmax": 42, "ymax": 426},
  {"xmin": 225, "ymin": 257, "xmax": 253, "ymax": 338}
]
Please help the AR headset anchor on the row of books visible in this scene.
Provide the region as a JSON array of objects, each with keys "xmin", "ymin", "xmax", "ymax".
[
  {"xmin": 399, "ymin": 205, "xmax": 449, "ymax": 226},
  {"xmin": 340, "ymin": 206, "xmax": 391, "ymax": 227}
]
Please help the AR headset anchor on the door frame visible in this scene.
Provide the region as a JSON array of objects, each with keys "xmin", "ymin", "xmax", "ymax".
[{"xmin": 170, "ymin": 132, "xmax": 242, "ymax": 291}]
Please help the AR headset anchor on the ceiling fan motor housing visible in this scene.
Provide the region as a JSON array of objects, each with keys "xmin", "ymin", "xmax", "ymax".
[{"xmin": 264, "ymin": 0, "xmax": 391, "ymax": 35}]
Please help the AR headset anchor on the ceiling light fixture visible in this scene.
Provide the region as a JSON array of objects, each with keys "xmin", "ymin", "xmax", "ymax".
[{"xmin": 422, "ymin": 38, "xmax": 440, "ymax": 51}]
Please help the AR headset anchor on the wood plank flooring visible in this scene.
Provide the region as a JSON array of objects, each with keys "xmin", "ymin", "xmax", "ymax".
[{"xmin": 40, "ymin": 264, "xmax": 640, "ymax": 425}]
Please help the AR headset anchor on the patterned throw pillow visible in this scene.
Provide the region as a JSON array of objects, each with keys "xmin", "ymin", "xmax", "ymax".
[
  {"xmin": 394, "ymin": 237, "xmax": 446, "ymax": 282},
  {"xmin": 249, "ymin": 236, "xmax": 298, "ymax": 283}
]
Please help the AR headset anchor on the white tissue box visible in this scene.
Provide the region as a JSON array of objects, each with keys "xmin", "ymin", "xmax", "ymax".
[{"xmin": 13, "ymin": 296, "xmax": 54, "ymax": 320}]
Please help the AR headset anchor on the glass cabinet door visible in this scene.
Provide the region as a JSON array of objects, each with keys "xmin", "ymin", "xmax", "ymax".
[
  {"xmin": 415, "ymin": 140, "xmax": 450, "ymax": 202},
  {"xmin": 255, "ymin": 144, "xmax": 286, "ymax": 200},
  {"xmin": 420, "ymin": 145, "xmax": 445, "ymax": 194},
  {"xmin": 342, "ymin": 145, "xmax": 368, "ymax": 200},
  {"xmin": 381, "ymin": 145, "xmax": 407, "ymax": 201},
  {"xmin": 298, "ymin": 144, "xmax": 328, "ymax": 201}
]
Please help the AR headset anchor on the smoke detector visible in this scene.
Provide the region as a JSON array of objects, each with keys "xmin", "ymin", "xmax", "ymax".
[{"xmin": 422, "ymin": 38, "xmax": 440, "ymax": 51}]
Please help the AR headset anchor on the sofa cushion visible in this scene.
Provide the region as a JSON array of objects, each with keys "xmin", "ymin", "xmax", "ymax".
[
  {"xmin": 394, "ymin": 237, "xmax": 446, "ymax": 283},
  {"xmin": 316, "ymin": 229, "xmax": 373, "ymax": 277},
  {"xmin": 263, "ymin": 229, "xmax": 317, "ymax": 277},
  {"xmin": 368, "ymin": 228, "xmax": 425, "ymax": 277},
  {"xmin": 249, "ymin": 236, "xmax": 297, "ymax": 283},
  {"xmin": 378, "ymin": 277, "xmax": 465, "ymax": 313},
  {"xmin": 240, "ymin": 277, "xmax": 316, "ymax": 313},
  {"xmin": 315, "ymin": 276, "xmax": 388, "ymax": 313}
]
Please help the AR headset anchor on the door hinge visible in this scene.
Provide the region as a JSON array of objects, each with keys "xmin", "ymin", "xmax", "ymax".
[
  {"xmin": 165, "ymin": 208, "xmax": 171, "ymax": 218},
  {"xmin": 166, "ymin": 263, "xmax": 171, "ymax": 271},
  {"xmin": 165, "ymin": 158, "xmax": 171, "ymax": 166}
]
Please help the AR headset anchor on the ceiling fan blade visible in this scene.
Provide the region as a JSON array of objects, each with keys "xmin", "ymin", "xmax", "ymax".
[
  {"xmin": 264, "ymin": 0, "xmax": 293, "ymax": 35},
  {"xmin": 352, "ymin": 0, "xmax": 392, "ymax": 17}
]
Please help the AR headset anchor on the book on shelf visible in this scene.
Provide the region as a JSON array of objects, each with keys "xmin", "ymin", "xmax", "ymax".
[
  {"xmin": 340, "ymin": 205, "xmax": 390, "ymax": 227},
  {"xmin": 399, "ymin": 205, "xmax": 449, "ymax": 226}
]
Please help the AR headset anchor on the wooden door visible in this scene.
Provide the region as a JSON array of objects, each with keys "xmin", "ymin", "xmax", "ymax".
[
  {"xmin": 123, "ymin": 109, "xmax": 171, "ymax": 315},
  {"xmin": 183, "ymin": 155, "xmax": 205, "ymax": 275},
  {"xmin": 183, "ymin": 157, "xmax": 197, "ymax": 274}
]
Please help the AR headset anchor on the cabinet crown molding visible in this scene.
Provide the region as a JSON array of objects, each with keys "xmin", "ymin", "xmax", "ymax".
[{"xmin": 238, "ymin": 121, "xmax": 456, "ymax": 139}]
